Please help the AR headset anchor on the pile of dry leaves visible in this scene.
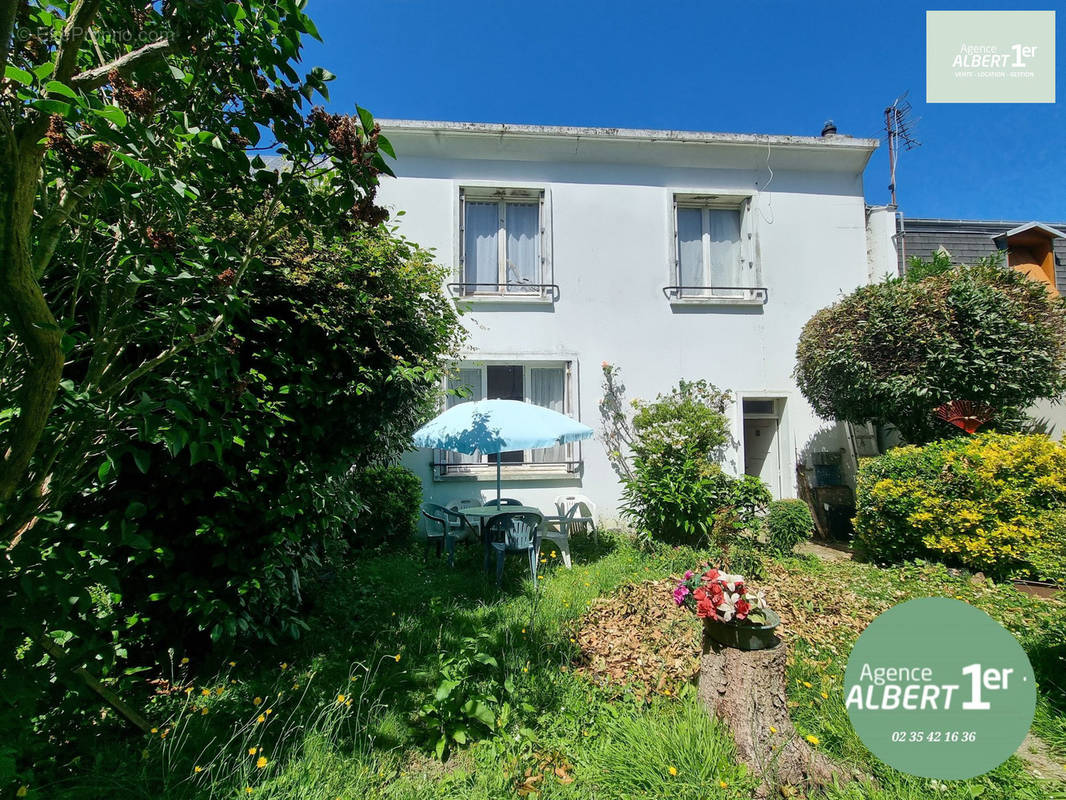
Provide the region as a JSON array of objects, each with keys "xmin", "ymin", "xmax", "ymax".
[
  {"xmin": 572, "ymin": 564, "xmax": 882, "ymax": 695},
  {"xmin": 572, "ymin": 579, "xmax": 701, "ymax": 700}
]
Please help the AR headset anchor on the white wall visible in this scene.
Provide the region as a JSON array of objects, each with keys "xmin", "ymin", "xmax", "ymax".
[{"xmin": 378, "ymin": 135, "xmax": 874, "ymax": 523}]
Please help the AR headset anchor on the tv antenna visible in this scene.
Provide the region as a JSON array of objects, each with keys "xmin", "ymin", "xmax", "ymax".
[{"xmin": 884, "ymin": 93, "xmax": 920, "ymax": 207}]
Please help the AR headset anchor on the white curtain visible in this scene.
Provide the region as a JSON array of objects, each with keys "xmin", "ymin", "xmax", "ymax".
[
  {"xmin": 505, "ymin": 202, "xmax": 539, "ymax": 292},
  {"xmin": 676, "ymin": 207, "xmax": 704, "ymax": 296},
  {"xmin": 529, "ymin": 367, "xmax": 566, "ymax": 463},
  {"xmin": 446, "ymin": 368, "xmax": 483, "ymax": 464},
  {"xmin": 464, "ymin": 202, "xmax": 498, "ymax": 290},
  {"xmin": 708, "ymin": 209, "xmax": 743, "ymax": 295}
]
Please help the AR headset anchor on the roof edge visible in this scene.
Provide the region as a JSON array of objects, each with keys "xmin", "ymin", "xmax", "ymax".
[{"xmin": 378, "ymin": 119, "xmax": 879, "ymax": 152}]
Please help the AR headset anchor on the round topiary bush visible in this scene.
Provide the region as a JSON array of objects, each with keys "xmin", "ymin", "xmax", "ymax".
[
  {"xmin": 764, "ymin": 499, "xmax": 815, "ymax": 556},
  {"xmin": 855, "ymin": 433, "xmax": 1066, "ymax": 582},
  {"xmin": 794, "ymin": 262, "xmax": 1066, "ymax": 443}
]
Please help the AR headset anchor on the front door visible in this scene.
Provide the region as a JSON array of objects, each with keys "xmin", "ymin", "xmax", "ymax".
[{"xmin": 744, "ymin": 417, "xmax": 781, "ymax": 498}]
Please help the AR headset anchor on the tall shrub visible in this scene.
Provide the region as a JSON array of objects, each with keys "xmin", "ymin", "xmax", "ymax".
[
  {"xmin": 602, "ymin": 367, "xmax": 771, "ymax": 546},
  {"xmin": 795, "ymin": 261, "xmax": 1066, "ymax": 443},
  {"xmin": 855, "ymin": 433, "xmax": 1066, "ymax": 582}
]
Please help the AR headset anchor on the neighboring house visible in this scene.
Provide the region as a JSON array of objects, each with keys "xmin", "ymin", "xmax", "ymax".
[
  {"xmin": 896, "ymin": 217, "xmax": 1066, "ymax": 294},
  {"xmin": 869, "ymin": 215, "xmax": 1066, "ymax": 437},
  {"xmin": 377, "ymin": 120, "xmax": 879, "ymax": 521}
]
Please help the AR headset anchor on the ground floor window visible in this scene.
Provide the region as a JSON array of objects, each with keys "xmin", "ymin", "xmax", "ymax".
[{"xmin": 437, "ymin": 361, "xmax": 577, "ymax": 477}]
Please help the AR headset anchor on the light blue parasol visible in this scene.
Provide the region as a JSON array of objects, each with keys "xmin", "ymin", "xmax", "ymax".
[{"xmin": 412, "ymin": 399, "xmax": 594, "ymax": 503}]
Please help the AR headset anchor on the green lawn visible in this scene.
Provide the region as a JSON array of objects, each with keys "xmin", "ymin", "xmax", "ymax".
[{"xmin": 32, "ymin": 533, "xmax": 1066, "ymax": 800}]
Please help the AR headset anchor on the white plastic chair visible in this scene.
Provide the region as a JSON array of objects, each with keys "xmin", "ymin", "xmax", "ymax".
[
  {"xmin": 553, "ymin": 494, "xmax": 598, "ymax": 544},
  {"xmin": 537, "ymin": 504, "xmax": 576, "ymax": 569}
]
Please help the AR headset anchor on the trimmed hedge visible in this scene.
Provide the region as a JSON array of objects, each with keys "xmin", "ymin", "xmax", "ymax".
[
  {"xmin": 855, "ymin": 433, "xmax": 1066, "ymax": 582},
  {"xmin": 349, "ymin": 465, "xmax": 423, "ymax": 548},
  {"xmin": 765, "ymin": 499, "xmax": 815, "ymax": 556}
]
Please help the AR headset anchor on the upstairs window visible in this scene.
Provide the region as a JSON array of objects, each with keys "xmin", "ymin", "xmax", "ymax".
[
  {"xmin": 671, "ymin": 195, "xmax": 763, "ymax": 302},
  {"xmin": 459, "ymin": 188, "xmax": 545, "ymax": 296}
]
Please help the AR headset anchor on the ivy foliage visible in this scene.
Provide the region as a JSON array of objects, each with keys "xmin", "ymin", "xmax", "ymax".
[
  {"xmin": 794, "ymin": 259, "xmax": 1066, "ymax": 443},
  {"xmin": 855, "ymin": 433, "xmax": 1066, "ymax": 582}
]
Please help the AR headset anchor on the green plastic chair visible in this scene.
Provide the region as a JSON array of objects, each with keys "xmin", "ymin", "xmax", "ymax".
[
  {"xmin": 486, "ymin": 511, "xmax": 543, "ymax": 587},
  {"xmin": 421, "ymin": 503, "xmax": 472, "ymax": 567}
]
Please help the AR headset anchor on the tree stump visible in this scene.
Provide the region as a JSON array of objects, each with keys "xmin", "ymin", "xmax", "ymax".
[{"xmin": 697, "ymin": 630, "xmax": 847, "ymax": 797}]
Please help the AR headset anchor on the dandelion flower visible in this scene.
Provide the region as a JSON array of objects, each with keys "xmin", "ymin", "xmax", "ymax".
[
  {"xmin": 201, "ymin": 688, "xmax": 210, "ymax": 696},
  {"xmin": 280, "ymin": 663, "xmax": 288, "ymax": 670},
  {"xmin": 265, "ymin": 708, "xmax": 272, "ymax": 715},
  {"xmin": 201, "ymin": 708, "xmax": 208, "ymax": 715},
  {"xmin": 719, "ymin": 780, "xmax": 728, "ymax": 788},
  {"xmin": 550, "ymin": 551, "xmax": 557, "ymax": 558},
  {"xmin": 806, "ymin": 735, "xmax": 820, "ymax": 746},
  {"xmin": 245, "ymin": 788, "xmax": 253, "ymax": 795},
  {"xmin": 393, "ymin": 654, "xmax": 401, "ymax": 663},
  {"xmin": 769, "ymin": 725, "xmax": 777, "ymax": 734},
  {"xmin": 257, "ymin": 714, "xmax": 265, "ymax": 723},
  {"xmin": 337, "ymin": 694, "xmax": 346, "ymax": 704},
  {"xmin": 249, "ymin": 747, "xmax": 258, "ymax": 755},
  {"xmin": 821, "ymin": 692, "xmax": 828, "ymax": 699},
  {"xmin": 256, "ymin": 756, "xmax": 268, "ymax": 769},
  {"xmin": 667, "ymin": 766, "xmax": 677, "ymax": 776},
  {"xmin": 150, "ymin": 727, "xmax": 158, "ymax": 734},
  {"xmin": 215, "ymin": 687, "xmax": 224, "ymax": 696},
  {"xmin": 180, "ymin": 657, "xmax": 189, "ymax": 665},
  {"xmin": 194, "ymin": 766, "xmax": 203, "ymax": 773},
  {"xmin": 253, "ymin": 696, "xmax": 262, "ymax": 706},
  {"xmin": 521, "ymin": 628, "xmax": 526, "ymax": 634},
  {"xmin": 184, "ymin": 687, "xmax": 193, "ymax": 694},
  {"xmin": 522, "ymin": 667, "xmax": 528, "ymax": 673},
  {"xmin": 17, "ymin": 787, "xmax": 28, "ymax": 798},
  {"xmin": 802, "ymin": 681, "xmax": 812, "ymax": 688}
]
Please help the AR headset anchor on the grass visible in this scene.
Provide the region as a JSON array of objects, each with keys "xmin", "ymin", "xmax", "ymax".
[{"xmin": 22, "ymin": 533, "xmax": 1066, "ymax": 800}]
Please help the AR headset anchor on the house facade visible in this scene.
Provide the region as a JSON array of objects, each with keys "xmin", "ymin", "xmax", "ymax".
[{"xmin": 376, "ymin": 120, "xmax": 879, "ymax": 521}]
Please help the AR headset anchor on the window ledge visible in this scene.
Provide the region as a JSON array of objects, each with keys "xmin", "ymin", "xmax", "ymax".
[
  {"xmin": 663, "ymin": 286, "xmax": 768, "ymax": 306},
  {"xmin": 668, "ymin": 295, "xmax": 766, "ymax": 307},
  {"xmin": 454, "ymin": 294, "xmax": 555, "ymax": 305},
  {"xmin": 433, "ymin": 464, "xmax": 580, "ymax": 482}
]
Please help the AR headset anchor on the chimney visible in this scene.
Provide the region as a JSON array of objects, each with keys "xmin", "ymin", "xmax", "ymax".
[{"xmin": 821, "ymin": 119, "xmax": 838, "ymax": 136}]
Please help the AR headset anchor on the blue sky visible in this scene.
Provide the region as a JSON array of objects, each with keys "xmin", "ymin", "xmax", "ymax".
[{"xmin": 303, "ymin": 1, "xmax": 1064, "ymax": 221}]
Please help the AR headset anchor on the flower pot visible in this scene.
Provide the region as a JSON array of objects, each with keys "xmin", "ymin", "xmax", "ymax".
[{"xmin": 704, "ymin": 608, "xmax": 781, "ymax": 651}]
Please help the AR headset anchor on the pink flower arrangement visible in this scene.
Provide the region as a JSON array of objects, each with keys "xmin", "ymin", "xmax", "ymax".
[{"xmin": 673, "ymin": 567, "xmax": 769, "ymax": 624}]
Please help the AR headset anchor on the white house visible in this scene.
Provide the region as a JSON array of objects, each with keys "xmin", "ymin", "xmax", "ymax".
[{"xmin": 376, "ymin": 120, "xmax": 880, "ymax": 523}]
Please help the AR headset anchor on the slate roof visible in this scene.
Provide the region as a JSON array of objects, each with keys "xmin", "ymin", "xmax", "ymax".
[{"xmin": 898, "ymin": 217, "xmax": 1066, "ymax": 289}]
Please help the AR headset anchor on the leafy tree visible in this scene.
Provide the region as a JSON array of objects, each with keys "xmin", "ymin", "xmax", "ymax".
[
  {"xmin": 0, "ymin": 0, "xmax": 410, "ymax": 737},
  {"xmin": 0, "ymin": 0, "xmax": 391, "ymax": 541},
  {"xmin": 794, "ymin": 260, "xmax": 1066, "ymax": 443},
  {"xmin": 58, "ymin": 222, "xmax": 461, "ymax": 647}
]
